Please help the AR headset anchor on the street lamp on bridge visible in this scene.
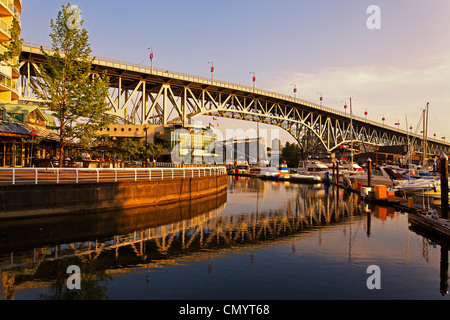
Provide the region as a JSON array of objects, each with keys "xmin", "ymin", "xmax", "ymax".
[
  {"xmin": 316, "ymin": 92, "xmax": 323, "ymax": 106},
  {"xmin": 291, "ymin": 84, "xmax": 297, "ymax": 99},
  {"xmin": 341, "ymin": 101, "xmax": 347, "ymax": 115},
  {"xmin": 209, "ymin": 62, "xmax": 214, "ymax": 81},
  {"xmin": 148, "ymin": 47, "xmax": 154, "ymax": 71},
  {"xmin": 250, "ymin": 72, "xmax": 256, "ymax": 91}
]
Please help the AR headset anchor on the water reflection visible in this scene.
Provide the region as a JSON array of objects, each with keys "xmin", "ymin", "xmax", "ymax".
[{"xmin": 0, "ymin": 176, "xmax": 448, "ymax": 299}]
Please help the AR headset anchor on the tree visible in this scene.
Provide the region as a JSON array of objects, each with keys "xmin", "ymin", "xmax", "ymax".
[
  {"xmin": 146, "ymin": 142, "xmax": 164, "ymax": 161},
  {"xmin": 281, "ymin": 142, "xmax": 302, "ymax": 167},
  {"xmin": 119, "ymin": 138, "xmax": 144, "ymax": 160},
  {"xmin": 34, "ymin": 3, "xmax": 111, "ymax": 166}
]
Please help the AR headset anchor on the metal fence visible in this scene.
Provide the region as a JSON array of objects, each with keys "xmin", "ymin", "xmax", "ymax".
[{"xmin": 0, "ymin": 166, "xmax": 227, "ymax": 185}]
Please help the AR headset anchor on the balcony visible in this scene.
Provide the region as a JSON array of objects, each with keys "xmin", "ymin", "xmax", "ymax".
[
  {"xmin": 0, "ymin": 18, "xmax": 9, "ymax": 41},
  {"xmin": 0, "ymin": 0, "xmax": 20, "ymax": 16}
]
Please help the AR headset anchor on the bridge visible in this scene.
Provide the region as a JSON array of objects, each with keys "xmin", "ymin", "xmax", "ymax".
[{"xmin": 18, "ymin": 42, "xmax": 450, "ymax": 156}]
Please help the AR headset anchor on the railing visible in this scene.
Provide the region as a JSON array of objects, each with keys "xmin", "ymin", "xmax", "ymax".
[{"xmin": 0, "ymin": 166, "xmax": 227, "ymax": 185}]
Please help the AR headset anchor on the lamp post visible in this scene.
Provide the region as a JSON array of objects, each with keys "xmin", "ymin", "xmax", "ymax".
[
  {"xmin": 209, "ymin": 62, "xmax": 214, "ymax": 81},
  {"xmin": 317, "ymin": 92, "xmax": 323, "ymax": 106},
  {"xmin": 291, "ymin": 84, "xmax": 297, "ymax": 99},
  {"xmin": 148, "ymin": 47, "xmax": 153, "ymax": 71},
  {"xmin": 144, "ymin": 124, "xmax": 149, "ymax": 166},
  {"xmin": 250, "ymin": 72, "xmax": 256, "ymax": 91},
  {"xmin": 341, "ymin": 101, "xmax": 348, "ymax": 115}
]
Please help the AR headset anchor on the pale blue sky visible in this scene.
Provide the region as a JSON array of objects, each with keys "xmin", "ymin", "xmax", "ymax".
[{"xmin": 21, "ymin": 1, "xmax": 450, "ymax": 144}]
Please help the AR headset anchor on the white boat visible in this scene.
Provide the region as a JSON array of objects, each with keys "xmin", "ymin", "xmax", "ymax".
[
  {"xmin": 297, "ymin": 160, "xmax": 331, "ymax": 181},
  {"xmin": 395, "ymin": 177, "xmax": 440, "ymax": 194},
  {"xmin": 289, "ymin": 173, "xmax": 322, "ymax": 183},
  {"xmin": 259, "ymin": 164, "xmax": 290, "ymax": 180},
  {"xmin": 347, "ymin": 166, "xmax": 408, "ymax": 187}
]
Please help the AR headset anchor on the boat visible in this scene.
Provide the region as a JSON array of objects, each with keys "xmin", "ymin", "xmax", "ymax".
[
  {"xmin": 233, "ymin": 164, "xmax": 250, "ymax": 176},
  {"xmin": 289, "ymin": 173, "xmax": 322, "ymax": 183},
  {"xmin": 297, "ymin": 160, "xmax": 331, "ymax": 181},
  {"xmin": 347, "ymin": 166, "xmax": 408, "ymax": 187},
  {"xmin": 395, "ymin": 176, "xmax": 440, "ymax": 195},
  {"xmin": 249, "ymin": 166, "xmax": 275, "ymax": 177},
  {"xmin": 259, "ymin": 164, "xmax": 290, "ymax": 180}
]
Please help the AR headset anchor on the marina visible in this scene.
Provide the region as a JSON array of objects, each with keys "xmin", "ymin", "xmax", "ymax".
[
  {"xmin": 0, "ymin": 1, "xmax": 449, "ymax": 305},
  {"xmin": 1, "ymin": 175, "xmax": 448, "ymax": 300}
]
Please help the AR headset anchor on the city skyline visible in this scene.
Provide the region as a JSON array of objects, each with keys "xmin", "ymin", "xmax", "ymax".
[{"xmin": 21, "ymin": 0, "xmax": 450, "ymax": 145}]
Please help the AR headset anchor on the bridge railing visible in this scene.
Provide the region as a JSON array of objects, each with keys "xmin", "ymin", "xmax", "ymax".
[{"xmin": 0, "ymin": 166, "xmax": 227, "ymax": 185}]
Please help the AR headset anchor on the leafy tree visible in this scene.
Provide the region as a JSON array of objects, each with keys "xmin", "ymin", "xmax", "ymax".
[
  {"xmin": 34, "ymin": 3, "xmax": 111, "ymax": 166},
  {"xmin": 119, "ymin": 138, "xmax": 144, "ymax": 160},
  {"xmin": 0, "ymin": 17, "xmax": 23, "ymax": 66},
  {"xmin": 281, "ymin": 142, "xmax": 302, "ymax": 167},
  {"xmin": 146, "ymin": 142, "xmax": 164, "ymax": 161}
]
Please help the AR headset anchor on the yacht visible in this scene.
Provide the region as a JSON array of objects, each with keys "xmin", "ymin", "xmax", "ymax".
[
  {"xmin": 347, "ymin": 166, "xmax": 408, "ymax": 187},
  {"xmin": 297, "ymin": 160, "xmax": 331, "ymax": 181}
]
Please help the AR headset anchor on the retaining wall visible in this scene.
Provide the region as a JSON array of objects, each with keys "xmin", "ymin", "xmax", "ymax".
[{"xmin": 0, "ymin": 174, "xmax": 227, "ymax": 220}]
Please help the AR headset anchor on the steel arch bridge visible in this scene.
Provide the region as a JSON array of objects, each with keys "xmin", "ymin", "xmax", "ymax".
[{"xmin": 19, "ymin": 42, "xmax": 450, "ymax": 156}]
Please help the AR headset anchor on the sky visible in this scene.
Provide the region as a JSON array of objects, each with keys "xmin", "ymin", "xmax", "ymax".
[{"xmin": 20, "ymin": 0, "xmax": 450, "ymax": 145}]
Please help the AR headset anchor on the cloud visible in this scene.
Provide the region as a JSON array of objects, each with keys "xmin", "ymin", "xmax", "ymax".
[{"xmin": 269, "ymin": 52, "xmax": 450, "ymax": 138}]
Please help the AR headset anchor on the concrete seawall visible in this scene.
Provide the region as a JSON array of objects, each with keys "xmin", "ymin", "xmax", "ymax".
[{"xmin": 0, "ymin": 174, "xmax": 227, "ymax": 220}]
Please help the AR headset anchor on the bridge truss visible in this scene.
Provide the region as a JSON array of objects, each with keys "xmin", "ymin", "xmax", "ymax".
[{"xmin": 19, "ymin": 43, "xmax": 450, "ymax": 155}]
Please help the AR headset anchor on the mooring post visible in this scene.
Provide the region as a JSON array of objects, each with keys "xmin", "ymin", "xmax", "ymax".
[
  {"xmin": 440, "ymin": 154, "xmax": 448, "ymax": 219},
  {"xmin": 367, "ymin": 158, "xmax": 372, "ymax": 188},
  {"xmin": 332, "ymin": 161, "xmax": 336, "ymax": 184},
  {"xmin": 336, "ymin": 160, "xmax": 339, "ymax": 185}
]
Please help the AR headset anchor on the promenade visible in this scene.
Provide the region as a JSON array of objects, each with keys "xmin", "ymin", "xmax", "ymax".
[{"xmin": 0, "ymin": 166, "xmax": 226, "ymax": 185}]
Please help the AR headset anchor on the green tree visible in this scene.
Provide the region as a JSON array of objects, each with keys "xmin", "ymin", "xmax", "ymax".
[
  {"xmin": 281, "ymin": 142, "xmax": 302, "ymax": 167},
  {"xmin": 119, "ymin": 138, "xmax": 144, "ymax": 160},
  {"xmin": 34, "ymin": 3, "xmax": 111, "ymax": 166},
  {"xmin": 146, "ymin": 142, "xmax": 164, "ymax": 161}
]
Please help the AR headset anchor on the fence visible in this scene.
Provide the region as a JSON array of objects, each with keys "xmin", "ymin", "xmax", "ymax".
[{"xmin": 0, "ymin": 166, "xmax": 227, "ymax": 185}]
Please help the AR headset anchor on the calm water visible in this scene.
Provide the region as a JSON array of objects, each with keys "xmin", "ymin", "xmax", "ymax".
[{"xmin": 1, "ymin": 176, "xmax": 449, "ymax": 301}]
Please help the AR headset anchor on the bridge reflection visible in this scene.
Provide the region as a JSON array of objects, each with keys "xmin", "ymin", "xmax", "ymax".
[{"xmin": 0, "ymin": 179, "xmax": 371, "ymax": 299}]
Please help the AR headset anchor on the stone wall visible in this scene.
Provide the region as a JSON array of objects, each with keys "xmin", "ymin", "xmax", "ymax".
[{"xmin": 0, "ymin": 174, "xmax": 227, "ymax": 220}]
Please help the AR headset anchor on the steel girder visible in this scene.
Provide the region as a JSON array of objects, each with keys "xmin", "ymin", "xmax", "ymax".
[{"xmin": 19, "ymin": 44, "xmax": 450, "ymax": 156}]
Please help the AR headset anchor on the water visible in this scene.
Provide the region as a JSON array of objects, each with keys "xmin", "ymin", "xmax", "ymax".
[{"xmin": 0, "ymin": 176, "xmax": 448, "ymax": 301}]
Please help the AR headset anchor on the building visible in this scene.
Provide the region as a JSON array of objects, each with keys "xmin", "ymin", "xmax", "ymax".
[
  {"xmin": 99, "ymin": 123, "xmax": 218, "ymax": 164},
  {"xmin": 221, "ymin": 138, "xmax": 269, "ymax": 165},
  {"xmin": 0, "ymin": 0, "xmax": 21, "ymax": 104},
  {"xmin": 0, "ymin": 104, "xmax": 59, "ymax": 166}
]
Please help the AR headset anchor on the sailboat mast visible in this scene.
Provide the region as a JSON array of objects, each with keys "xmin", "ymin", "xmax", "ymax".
[
  {"xmin": 422, "ymin": 102, "xmax": 429, "ymax": 167},
  {"xmin": 350, "ymin": 97, "xmax": 353, "ymax": 166}
]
